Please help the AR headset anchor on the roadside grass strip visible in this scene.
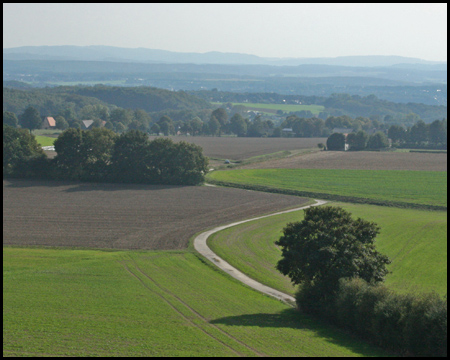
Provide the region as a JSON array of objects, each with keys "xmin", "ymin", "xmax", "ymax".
[
  {"xmin": 3, "ymin": 247, "xmax": 387, "ymax": 357},
  {"xmin": 208, "ymin": 203, "xmax": 447, "ymax": 297},
  {"xmin": 207, "ymin": 168, "xmax": 447, "ymax": 209}
]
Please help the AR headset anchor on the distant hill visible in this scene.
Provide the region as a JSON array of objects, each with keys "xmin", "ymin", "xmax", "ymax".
[
  {"xmin": 3, "ymin": 45, "xmax": 446, "ymax": 67},
  {"xmin": 45, "ymin": 85, "xmax": 212, "ymax": 113},
  {"xmin": 2, "ymin": 85, "xmax": 212, "ymax": 116}
]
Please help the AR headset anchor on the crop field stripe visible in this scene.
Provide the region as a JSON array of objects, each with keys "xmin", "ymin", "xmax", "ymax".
[{"xmin": 120, "ymin": 256, "xmax": 262, "ymax": 357}]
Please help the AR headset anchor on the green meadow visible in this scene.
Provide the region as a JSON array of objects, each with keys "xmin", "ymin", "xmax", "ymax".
[
  {"xmin": 34, "ymin": 135, "xmax": 56, "ymax": 147},
  {"xmin": 208, "ymin": 203, "xmax": 447, "ymax": 297},
  {"xmin": 207, "ymin": 169, "xmax": 447, "ymax": 208},
  {"xmin": 211, "ymin": 102, "xmax": 324, "ymax": 115},
  {"xmin": 3, "ymin": 247, "xmax": 387, "ymax": 357}
]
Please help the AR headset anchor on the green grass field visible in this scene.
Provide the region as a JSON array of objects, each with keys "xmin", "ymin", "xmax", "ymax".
[
  {"xmin": 3, "ymin": 247, "xmax": 387, "ymax": 357},
  {"xmin": 34, "ymin": 135, "xmax": 56, "ymax": 147},
  {"xmin": 211, "ymin": 102, "xmax": 324, "ymax": 115},
  {"xmin": 207, "ymin": 169, "xmax": 447, "ymax": 208},
  {"xmin": 208, "ymin": 203, "xmax": 447, "ymax": 297}
]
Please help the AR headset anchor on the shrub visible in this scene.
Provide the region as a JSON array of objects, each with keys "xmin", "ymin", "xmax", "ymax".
[{"xmin": 328, "ymin": 277, "xmax": 447, "ymax": 357}]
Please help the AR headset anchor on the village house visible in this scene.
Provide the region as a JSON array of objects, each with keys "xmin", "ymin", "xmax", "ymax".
[
  {"xmin": 81, "ymin": 120, "xmax": 106, "ymax": 129},
  {"xmin": 41, "ymin": 116, "xmax": 56, "ymax": 129}
]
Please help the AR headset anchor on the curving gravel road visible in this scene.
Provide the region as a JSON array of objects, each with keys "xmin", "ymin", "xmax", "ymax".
[{"xmin": 193, "ymin": 199, "xmax": 328, "ymax": 306}]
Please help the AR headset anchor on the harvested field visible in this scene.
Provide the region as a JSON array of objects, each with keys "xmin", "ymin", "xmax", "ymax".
[
  {"xmin": 3, "ymin": 179, "xmax": 308, "ymax": 250},
  {"xmin": 148, "ymin": 136, "xmax": 325, "ymax": 160},
  {"xmin": 238, "ymin": 150, "xmax": 447, "ymax": 171}
]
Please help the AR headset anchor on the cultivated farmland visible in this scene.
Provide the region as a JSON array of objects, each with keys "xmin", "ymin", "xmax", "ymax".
[
  {"xmin": 148, "ymin": 136, "xmax": 325, "ymax": 160},
  {"xmin": 208, "ymin": 168, "xmax": 447, "ymax": 208},
  {"xmin": 238, "ymin": 149, "xmax": 447, "ymax": 171},
  {"xmin": 3, "ymin": 179, "xmax": 309, "ymax": 250},
  {"xmin": 3, "ymin": 248, "xmax": 387, "ymax": 357}
]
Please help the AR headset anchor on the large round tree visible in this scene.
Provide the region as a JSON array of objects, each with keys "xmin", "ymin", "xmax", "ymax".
[
  {"xmin": 275, "ymin": 206, "xmax": 391, "ymax": 298},
  {"xmin": 19, "ymin": 106, "xmax": 42, "ymax": 133},
  {"xmin": 326, "ymin": 132, "xmax": 346, "ymax": 150}
]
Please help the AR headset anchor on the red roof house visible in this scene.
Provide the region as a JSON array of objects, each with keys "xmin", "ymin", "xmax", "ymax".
[{"xmin": 42, "ymin": 116, "xmax": 56, "ymax": 129}]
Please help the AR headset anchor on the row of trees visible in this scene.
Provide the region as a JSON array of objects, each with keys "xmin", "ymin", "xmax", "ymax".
[
  {"xmin": 276, "ymin": 206, "xmax": 446, "ymax": 356},
  {"xmin": 324, "ymin": 118, "xmax": 447, "ymax": 151},
  {"xmin": 326, "ymin": 131, "xmax": 390, "ymax": 151},
  {"xmin": 388, "ymin": 118, "xmax": 447, "ymax": 148},
  {"xmin": 3, "ymin": 125, "xmax": 209, "ymax": 185},
  {"xmin": 4, "ymin": 102, "xmax": 447, "ymax": 145}
]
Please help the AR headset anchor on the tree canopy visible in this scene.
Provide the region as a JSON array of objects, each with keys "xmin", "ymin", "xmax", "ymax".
[
  {"xmin": 19, "ymin": 106, "xmax": 42, "ymax": 133},
  {"xmin": 275, "ymin": 206, "xmax": 391, "ymax": 294},
  {"xmin": 326, "ymin": 132, "xmax": 346, "ymax": 150},
  {"xmin": 3, "ymin": 124, "xmax": 46, "ymax": 177}
]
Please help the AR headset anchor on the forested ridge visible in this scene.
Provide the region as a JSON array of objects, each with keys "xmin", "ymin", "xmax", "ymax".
[{"xmin": 3, "ymin": 85, "xmax": 212, "ymax": 115}]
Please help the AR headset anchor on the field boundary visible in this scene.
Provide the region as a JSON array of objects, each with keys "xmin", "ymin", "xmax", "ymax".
[{"xmin": 206, "ymin": 179, "xmax": 447, "ymax": 211}]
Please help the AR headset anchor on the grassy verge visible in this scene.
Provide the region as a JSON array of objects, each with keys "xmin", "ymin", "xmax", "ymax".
[
  {"xmin": 3, "ymin": 247, "xmax": 387, "ymax": 357},
  {"xmin": 208, "ymin": 203, "xmax": 447, "ymax": 297},
  {"xmin": 207, "ymin": 169, "xmax": 447, "ymax": 210}
]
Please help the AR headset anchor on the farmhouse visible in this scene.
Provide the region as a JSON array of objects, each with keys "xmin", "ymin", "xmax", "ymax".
[
  {"xmin": 81, "ymin": 120, "xmax": 94, "ymax": 129},
  {"xmin": 41, "ymin": 116, "xmax": 56, "ymax": 129},
  {"xmin": 81, "ymin": 120, "xmax": 106, "ymax": 129}
]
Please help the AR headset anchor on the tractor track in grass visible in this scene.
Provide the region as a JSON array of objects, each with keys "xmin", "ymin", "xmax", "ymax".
[
  {"xmin": 120, "ymin": 258, "xmax": 265, "ymax": 357},
  {"xmin": 193, "ymin": 199, "xmax": 328, "ymax": 306},
  {"xmin": 128, "ymin": 256, "xmax": 266, "ymax": 357}
]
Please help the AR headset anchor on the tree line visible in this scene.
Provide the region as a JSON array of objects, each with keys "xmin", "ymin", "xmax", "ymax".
[
  {"xmin": 3, "ymin": 86, "xmax": 447, "ymax": 143},
  {"xmin": 324, "ymin": 118, "xmax": 447, "ymax": 151},
  {"xmin": 191, "ymin": 90, "xmax": 447, "ymax": 123},
  {"xmin": 3, "ymin": 125, "xmax": 208, "ymax": 185}
]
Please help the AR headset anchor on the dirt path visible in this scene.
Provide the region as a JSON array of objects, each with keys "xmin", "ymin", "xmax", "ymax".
[{"xmin": 193, "ymin": 199, "xmax": 328, "ymax": 306}]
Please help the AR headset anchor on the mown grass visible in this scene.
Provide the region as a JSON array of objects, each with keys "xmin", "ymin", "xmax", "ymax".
[
  {"xmin": 207, "ymin": 169, "xmax": 447, "ymax": 208},
  {"xmin": 3, "ymin": 247, "xmax": 388, "ymax": 357},
  {"xmin": 208, "ymin": 203, "xmax": 447, "ymax": 297}
]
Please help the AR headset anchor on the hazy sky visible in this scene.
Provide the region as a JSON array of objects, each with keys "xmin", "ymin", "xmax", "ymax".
[{"xmin": 3, "ymin": 3, "xmax": 447, "ymax": 61}]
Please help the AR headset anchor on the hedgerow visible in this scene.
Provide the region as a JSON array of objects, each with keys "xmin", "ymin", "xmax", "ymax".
[{"xmin": 296, "ymin": 277, "xmax": 447, "ymax": 357}]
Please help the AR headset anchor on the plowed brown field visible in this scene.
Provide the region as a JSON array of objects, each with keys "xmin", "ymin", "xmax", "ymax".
[
  {"xmin": 238, "ymin": 150, "xmax": 447, "ymax": 171},
  {"xmin": 147, "ymin": 136, "xmax": 325, "ymax": 160},
  {"xmin": 3, "ymin": 179, "xmax": 308, "ymax": 250}
]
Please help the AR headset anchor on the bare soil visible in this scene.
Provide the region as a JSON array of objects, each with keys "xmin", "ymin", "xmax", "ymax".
[
  {"xmin": 3, "ymin": 179, "xmax": 308, "ymax": 250},
  {"xmin": 148, "ymin": 136, "xmax": 326, "ymax": 160},
  {"xmin": 238, "ymin": 150, "xmax": 447, "ymax": 171}
]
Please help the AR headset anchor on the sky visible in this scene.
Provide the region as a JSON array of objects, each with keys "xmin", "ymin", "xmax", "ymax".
[{"xmin": 3, "ymin": 3, "xmax": 447, "ymax": 62}]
